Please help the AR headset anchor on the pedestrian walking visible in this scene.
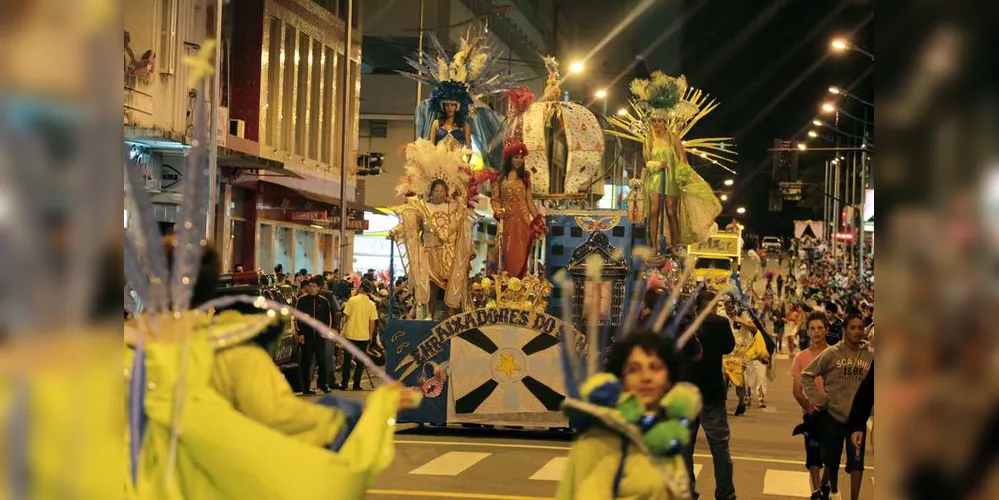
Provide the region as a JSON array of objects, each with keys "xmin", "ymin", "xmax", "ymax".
[
  {"xmin": 340, "ymin": 281, "xmax": 379, "ymax": 390},
  {"xmin": 683, "ymin": 291, "xmax": 738, "ymax": 500},
  {"xmin": 294, "ymin": 279, "xmax": 335, "ymax": 395},
  {"xmin": 791, "ymin": 312, "xmax": 831, "ymax": 499},
  {"xmin": 800, "ymin": 314, "xmax": 873, "ymax": 500},
  {"xmin": 777, "ymin": 274, "xmax": 785, "ymax": 297}
]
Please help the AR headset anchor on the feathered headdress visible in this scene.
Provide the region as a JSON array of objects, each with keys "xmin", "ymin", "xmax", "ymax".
[
  {"xmin": 400, "ymin": 27, "xmax": 518, "ymax": 116},
  {"xmin": 502, "ymin": 143, "xmax": 529, "ymax": 162},
  {"xmin": 607, "ymin": 71, "xmax": 737, "ymax": 173},
  {"xmin": 395, "ymin": 139, "xmax": 473, "ymax": 199}
]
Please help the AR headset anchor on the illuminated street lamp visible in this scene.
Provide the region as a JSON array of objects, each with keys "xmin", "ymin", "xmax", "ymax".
[
  {"xmin": 813, "ymin": 119, "xmax": 823, "ymax": 127},
  {"xmin": 568, "ymin": 61, "xmax": 585, "ymax": 74},
  {"xmin": 616, "ymin": 108, "xmax": 628, "ymax": 116},
  {"xmin": 808, "ymin": 130, "xmax": 819, "ymax": 138},
  {"xmin": 736, "ymin": 207, "xmax": 747, "ymax": 214},
  {"xmin": 720, "ymin": 194, "xmax": 729, "ymax": 201},
  {"xmin": 828, "ymin": 86, "xmax": 843, "ymax": 95},
  {"xmin": 830, "ymin": 38, "xmax": 875, "ymax": 61},
  {"xmin": 821, "ymin": 102, "xmax": 837, "ymax": 114},
  {"xmin": 723, "ymin": 179, "xmax": 734, "ymax": 186},
  {"xmin": 594, "ymin": 89, "xmax": 608, "ymax": 99},
  {"xmin": 797, "ymin": 142, "xmax": 807, "ymax": 151}
]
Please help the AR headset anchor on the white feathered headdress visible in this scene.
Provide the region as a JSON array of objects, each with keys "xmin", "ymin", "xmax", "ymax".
[{"xmin": 395, "ymin": 139, "xmax": 473, "ymax": 199}]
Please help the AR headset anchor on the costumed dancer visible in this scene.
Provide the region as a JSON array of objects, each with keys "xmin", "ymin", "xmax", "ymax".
[
  {"xmin": 553, "ymin": 261, "xmax": 732, "ymax": 499},
  {"xmin": 491, "ymin": 143, "xmax": 545, "ymax": 277},
  {"xmin": 721, "ymin": 300, "xmax": 768, "ymax": 416},
  {"xmin": 399, "ymin": 27, "xmax": 517, "ymax": 170},
  {"xmin": 124, "ymin": 84, "xmax": 419, "ymax": 500},
  {"xmin": 609, "ymin": 72, "xmax": 734, "ymax": 255},
  {"xmin": 391, "ymin": 141, "xmax": 479, "ymax": 319}
]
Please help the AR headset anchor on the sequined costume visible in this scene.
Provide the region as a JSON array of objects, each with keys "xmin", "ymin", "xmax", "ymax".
[
  {"xmin": 392, "ymin": 139, "xmax": 478, "ymax": 311},
  {"xmin": 645, "ymin": 141, "xmax": 722, "ymax": 245}
]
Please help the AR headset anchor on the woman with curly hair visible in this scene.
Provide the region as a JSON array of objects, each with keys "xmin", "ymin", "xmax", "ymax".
[{"xmin": 557, "ymin": 327, "xmax": 702, "ymax": 499}]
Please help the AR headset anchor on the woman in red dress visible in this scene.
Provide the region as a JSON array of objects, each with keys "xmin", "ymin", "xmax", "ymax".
[{"xmin": 492, "ymin": 144, "xmax": 542, "ymax": 277}]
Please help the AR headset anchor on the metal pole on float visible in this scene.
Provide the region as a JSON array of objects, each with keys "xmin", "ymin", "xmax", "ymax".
[
  {"xmin": 414, "ymin": 0, "xmax": 425, "ymax": 141},
  {"xmin": 858, "ymin": 147, "xmax": 868, "ymax": 282},
  {"xmin": 339, "ymin": 0, "xmax": 354, "ymax": 274}
]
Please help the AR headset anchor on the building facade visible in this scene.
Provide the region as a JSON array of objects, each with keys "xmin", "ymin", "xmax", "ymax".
[{"xmin": 124, "ymin": 0, "xmax": 368, "ymax": 275}]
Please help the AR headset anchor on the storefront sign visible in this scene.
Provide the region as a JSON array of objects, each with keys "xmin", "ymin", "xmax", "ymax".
[{"xmin": 288, "ymin": 210, "xmax": 329, "ymax": 222}]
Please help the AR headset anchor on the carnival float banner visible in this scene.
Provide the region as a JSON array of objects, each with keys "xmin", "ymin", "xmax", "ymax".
[{"xmin": 386, "ymin": 309, "xmax": 583, "ymax": 427}]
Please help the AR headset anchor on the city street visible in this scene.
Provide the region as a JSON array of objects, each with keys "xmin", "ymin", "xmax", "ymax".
[
  {"xmin": 307, "ymin": 257, "xmax": 876, "ymax": 499},
  {"xmin": 363, "ymin": 356, "xmax": 874, "ymax": 499}
]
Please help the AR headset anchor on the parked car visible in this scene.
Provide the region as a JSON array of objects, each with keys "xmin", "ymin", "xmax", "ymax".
[{"xmin": 213, "ymin": 273, "xmax": 302, "ymax": 390}]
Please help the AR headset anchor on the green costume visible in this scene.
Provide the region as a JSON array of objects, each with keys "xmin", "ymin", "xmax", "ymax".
[{"xmin": 557, "ymin": 375, "xmax": 702, "ymax": 499}]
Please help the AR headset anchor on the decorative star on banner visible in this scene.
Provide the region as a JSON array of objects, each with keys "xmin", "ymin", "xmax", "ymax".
[{"xmin": 184, "ymin": 40, "xmax": 217, "ymax": 88}]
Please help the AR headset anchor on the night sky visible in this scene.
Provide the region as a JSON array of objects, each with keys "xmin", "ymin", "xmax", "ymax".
[{"xmin": 559, "ymin": 0, "xmax": 874, "ymax": 237}]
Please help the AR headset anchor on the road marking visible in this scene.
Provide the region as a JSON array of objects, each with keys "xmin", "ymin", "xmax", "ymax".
[
  {"xmin": 409, "ymin": 451, "xmax": 491, "ymax": 476},
  {"xmin": 394, "ymin": 440, "xmax": 874, "ymax": 470},
  {"xmin": 369, "ymin": 490, "xmax": 548, "ymax": 500},
  {"xmin": 529, "ymin": 457, "xmax": 567, "ymax": 481},
  {"xmin": 763, "ymin": 469, "xmax": 813, "ymax": 497}
]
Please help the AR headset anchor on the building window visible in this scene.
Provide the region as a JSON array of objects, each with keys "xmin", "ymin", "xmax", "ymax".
[
  {"xmin": 322, "ymin": 48, "xmax": 336, "ymax": 164},
  {"xmin": 266, "ymin": 17, "xmax": 282, "ymax": 147}
]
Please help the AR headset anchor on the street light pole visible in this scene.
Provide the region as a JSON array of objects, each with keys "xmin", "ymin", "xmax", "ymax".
[
  {"xmin": 339, "ymin": 0, "xmax": 353, "ymax": 273},
  {"xmin": 824, "ymin": 160, "xmax": 830, "ymax": 242}
]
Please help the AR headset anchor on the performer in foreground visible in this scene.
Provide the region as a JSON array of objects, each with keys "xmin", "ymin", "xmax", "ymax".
[
  {"xmin": 557, "ymin": 327, "xmax": 702, "ymax": 499},
  {"xmin": 124, "ymin": 83, "xmax": 419, "ymax": 499}
]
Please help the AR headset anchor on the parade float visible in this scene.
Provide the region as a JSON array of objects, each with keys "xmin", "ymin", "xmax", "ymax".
[{"xmin": 386, "ymin": 34, "xmax": 734, "ymax": 428}]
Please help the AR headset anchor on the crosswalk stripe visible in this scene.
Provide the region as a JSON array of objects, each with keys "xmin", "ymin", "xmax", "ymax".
[
  {"xmin": 529, "ymin": 457, "xmax": 567, "ymax": 481},
  {"xmin": 763, "ymin": 469, "xmax": 814, "ymax": 497},
  {"xmin": 409, "ymin": 451, "xmax": 492, "ymax": 476}
]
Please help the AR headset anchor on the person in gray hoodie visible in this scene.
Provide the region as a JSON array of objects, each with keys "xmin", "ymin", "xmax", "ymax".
[{"xmin": 800, "ymin": 314, "xmax": 873, "ymax": 500}]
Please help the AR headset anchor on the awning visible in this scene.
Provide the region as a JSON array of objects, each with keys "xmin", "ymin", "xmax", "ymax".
[{"xmin": 219, "ymin": 136, "xmax": 301, "ymax": 178}]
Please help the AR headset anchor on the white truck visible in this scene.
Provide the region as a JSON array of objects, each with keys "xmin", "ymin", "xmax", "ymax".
[{"xmin": 761, "ymin": 236, "xmax": 782, "ymax": 255}]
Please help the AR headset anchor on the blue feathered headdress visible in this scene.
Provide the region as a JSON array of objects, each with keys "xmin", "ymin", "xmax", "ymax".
[
  {"xmin": 429, "ymin": 80, "xmax": 473, "ymax": 115},
  {"xmin": 398, "ymin": 27, "xmax": 519, "ymax": 116}
]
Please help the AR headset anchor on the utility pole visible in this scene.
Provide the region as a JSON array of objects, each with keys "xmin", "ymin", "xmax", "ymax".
[
  {"xmin": 339, "ymin": 0, "xmax": 354, "ymax": 273},
  {"xmin": 823, "ymin": 160, "xmax": 830, "ymax": 241},
  {"xmin": 207, "ymin": 0, "xmax": 224, "ymax": 244}
]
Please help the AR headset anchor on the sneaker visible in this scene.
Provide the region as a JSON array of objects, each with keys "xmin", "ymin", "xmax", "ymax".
[
  {"xmin": 320, "ymin": 386, "xmax": 333, "ymax": 394},
  {"xmin": 821, "ymin": 482, "xmax": 831, "ymax": 500},
  {"xmin": 734, "ymin": 403, "xmax": 747, "ymax": 416},
  {"xmin": 810, "ymin": 492, "xmax": 823, "ymax": 500},
  {"xmin": 759, "ymin": 399, "xmax": 767, "ymax": 408},
  {"xmin": 301, "ymin": 390, "xmax": 316, "ymax": 396}
]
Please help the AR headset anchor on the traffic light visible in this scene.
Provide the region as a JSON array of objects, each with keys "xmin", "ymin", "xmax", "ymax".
[{"xmin": 356, "ymin": 152, "xmax": 384, "ymax": 176}]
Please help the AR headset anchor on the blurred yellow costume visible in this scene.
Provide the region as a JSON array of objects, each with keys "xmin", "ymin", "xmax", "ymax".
[{"xmin": 124, "ymin": 310, "xmax": 404, "ymax": 499}]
